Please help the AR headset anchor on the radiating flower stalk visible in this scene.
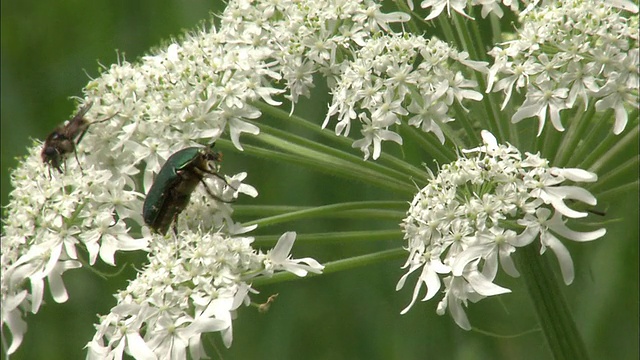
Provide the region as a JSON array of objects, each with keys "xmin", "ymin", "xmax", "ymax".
[{"xmin": 1, "ymin": 0, "xmax": 638, "ymax": 359}]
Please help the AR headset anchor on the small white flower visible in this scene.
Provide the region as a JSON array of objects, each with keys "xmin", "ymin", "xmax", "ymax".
[
  {"xmin": 511, "ymin": 81, "xmax": 569, "ymax": 135},
  {"xmin": 398, "ymin": 131, "xmax": 606, "ymax": 328},
  {"xmin": 265, "ymin": 232, "xmax": 325, "ymax": 277},
  {"xmin": 1, "ymin": 289, "xmax": 28, "ymax": 354},
  {"xmin": 326, "ymin": 34, "xmax": 486, "ymax": 158},
  {"xmin": 487, "ymin": 0, "xmax": 639, "ymax": 135},
  {"xmin": 87, "ymin": 228, "xmax": 321, "ymax": 359}
]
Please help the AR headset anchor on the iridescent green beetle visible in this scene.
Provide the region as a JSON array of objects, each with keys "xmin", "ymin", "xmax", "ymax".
[{"xmin": 143, "ymin": 143, "xmax": 231, "ymax": 235}]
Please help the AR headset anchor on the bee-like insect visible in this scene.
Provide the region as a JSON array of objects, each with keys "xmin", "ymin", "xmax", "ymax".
[{"xmin": 41, "ymin": 102, "xmax": 115, "ymax": 173}]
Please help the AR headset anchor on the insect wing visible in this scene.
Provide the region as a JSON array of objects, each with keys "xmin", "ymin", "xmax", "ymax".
[
  {"xmin": 143, "ymin": 163, "xmax": 180, "ymax": 229},
  {"xmin": 142, "ymin": 147, "xmax": 201, "ymax": 229},
  {"xmin": 64, "ymin": 102, "xmax": 93, "ymax": 140}
]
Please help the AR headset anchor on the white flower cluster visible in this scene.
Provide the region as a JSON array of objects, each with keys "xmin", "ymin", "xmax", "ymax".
[
  {"xmin": 487, "ymin": 0, "xmax": 639, "ymax": 135},
  {"xmin": 220, "ymin": 0, "xmax": 410, "ymax": 107},
  {"xmin": 324, "ymin": 34, "xmax": 487, "ymax": 159},
  {"xmin": 1, "ymin": 144, "xmax": 148, "ymax": 356},
  {"xmin": 87, "ymin": 231, "xmax": 322, "ymax": 360},
  {"xmin": 6, "ymin": 0, "xmax": 419, "ymax": 355},
  {"xmin": 407, "ymin": 0, "xmax": 638, "ymax": 20},
  {"xmin": 409, "ymin": 0, "xmax": 523, "ymax": 20},
  {"xmin": 397, "ymin": 131, "xmax": 606, "ymax": 329}
]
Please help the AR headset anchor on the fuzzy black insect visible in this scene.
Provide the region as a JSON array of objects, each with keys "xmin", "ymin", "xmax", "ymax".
[{"xmin": 41, "ymin": 102, "xmax": 115, "ymax": 173}]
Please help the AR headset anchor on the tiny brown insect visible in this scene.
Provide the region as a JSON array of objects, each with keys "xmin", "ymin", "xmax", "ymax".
[{"xmin": 41, "ymin": 102, "xmax": 116, "ymax": 173}]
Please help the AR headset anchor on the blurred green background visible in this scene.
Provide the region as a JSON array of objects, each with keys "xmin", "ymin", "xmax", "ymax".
[{"xmin": 2, "ymin": 1, "xmax": 638, "ymax": 359}]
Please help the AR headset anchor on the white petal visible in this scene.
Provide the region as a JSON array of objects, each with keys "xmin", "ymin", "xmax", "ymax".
[
  {"xmin": 499, "ymin": 250, "xmax": 520, "ymax": 277},
  {"xmin": 396, "ymin": 263, "xmax": 421, "ymax": 291},
  {"xmin": 29, "ymin": 275, "xmax": 45, "ymax": 313},
  {"xmin": 480, "ymin": 130, "xmax": 497, "ymax": 149},
  {"xmin": 86, "ymin": 340, "xmax": 111, "ymax": 360},
  {"xmin": 448, "ymin": 296, "xmax": 471, "ymax": 330},
  {"xmin": 400, "ymin": 274, "xmax": 425, "ymax": 315},
  {"xmin": 378, "ymin": 11, "xmax": 411, "ymax": 23},
  {"xmin": 451, "ymin": 246, "xmax": 485, "ymax": 276},
  {"xmin": 421, "ymin": 264, "xmax": 443, "ymax": 302},
  {"xmin": 550, "ymin": 168, "xmax": 597, "ymax": 182},
  {"xmin": 609, "ymin": 0, "xmax": 639, "ymax": 12},
  {"xmin": 48, "ymin": 270, "xmax": 69, "ymax": 303},
  {"xmin": 270, "ymin": 232, "xmax": 296, "ymax": 263},
  {"xmin": 548, "ymin": 211, "xmax": 606, "ymax": 242},
  {"xmin": 126, "ymin": 332, "xmax": 157, "ymax": 360},
  {"xmin": 512, "ymin": 227, "xmax": 539, "ymax": 247},
  {"xmin": 541, "ymin": 231, "xmax": 574, "ymax": 285},
  {"xmin": 229, "ymin": 119, "xmax": 260, "ymax": 151},
  {"xmin": 182, "ymin": 318, "xmax": 228, "ymax": 339},
  {"xmin": 466, "ymin": 272, "xmax": 511, "ymax": 296},
  {"xmin": 4, "ymin": 292, "xmax": 28, "ymax": 354},
  {"xmin": 613, "ymin": 102, "xmax": 628, "ymax": 135}
]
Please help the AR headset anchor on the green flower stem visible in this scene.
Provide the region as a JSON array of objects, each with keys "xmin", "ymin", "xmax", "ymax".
[
  {"xmin": 553, "ymin": 106, "xmax": 595, "ymax": 167},
  {"xmin": 589, "ymin": 125, "xmax": 639, "ymax": 174},
  {"xmin": 451, "ymin": 102, "xmax": 482, "ymax": 147},
  {"xmin": 577, "ymin": 111, "xmax": 627, "ymax": 169},
  {"xmin": 233, "ymin": 205, "xmax": 307, "ymax": 217},
  {"xmin": 455, "ymin": 11, "xmax": 502, "ymax": 146},
  {"xmin": 253, "ymin": 229, "xmax": 403, "ymax": 246},
  {"xmin": 597, "ymin": 180, "xmax": 639, "ymax": 202},
  {"xmin": 216, "ymin": 138, "xmax": 416, "ymax": 194},
  {"xmin": 462, "ymin": 10, "xmax": 517, "ymax": 144},
  {"xmin": 254, "ymin": 102, "xmax": 430, "ymax": 182},
  {"xmin": 253, "ymin": 101, "xmax": 352, "ymax": 147},
  {"xmin": 257, "ymin": 132, "xmax": 416, "ymax": 192},
  {"xmin": 250, "ymin": 247, "xmax": 407, "ymax": 286},
  {"xmin": 233, "ymin": 204, "xmax": 406, "ymax": 220},
  {"xmin": 251, "ymin": 119, "xmax": 419, "ymax": 183},
  {"xmin": 241, "ymin": 201, "xmax": 406, "ymax": 228},
  {"xmin": 399, "ymin": 123, "xmax": 457, "ymax": 164},
  {"xmin": 391, "ymin": 0, "xmax": 420, "ymax": 34},
  {"xmin": 462, "ymin": 12, "xmax": 490, "ymax": 63},
  {"xmin": 588, "ymin": 155, "xmax": 639, "ymax": 194},
  {"xmin": 515, "ymin": 245, "xmax": 590, "ymax": 360},
  {"xmin": 553, "ymin": 104, "xmax": 600, "ymax": 166},
  {"xmin": 437, "ymin": 15, "xmax": 457, "ymax": 44},
  {"xmin": 541, "ymin": 115, "xmax": 565, "ymax": 162},
  {"xmin": 453, "ymin": 14, "xmax": 507, "ymax": 145}
]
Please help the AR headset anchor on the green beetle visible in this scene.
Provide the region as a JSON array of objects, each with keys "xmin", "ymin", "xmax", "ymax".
[{"xmin": 143, "ymin": 143, "xmax": 232, "ymax": 235}]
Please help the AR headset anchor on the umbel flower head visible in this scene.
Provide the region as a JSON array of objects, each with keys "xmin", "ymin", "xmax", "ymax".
[
  {"xmin": 3, "ymin": 0, "xmax": 411, "ymax": 354},
  {"xmin": 486, "ymin": 0, "xmax": 639, "ymax": 135},
  {"xmin": 1, "ymin": 0, "xmax": 414, "ymax": 356},
  {"xmin": 87, "ymin": 231, "xmax": 322, "ymax": 360},
  {"xmin": 397, "ymin": 131, "xmax": 606, "ymax": 330},
  {"xmin": 324, "ymin": 33, "xmax": 487, "ymax": 160}
]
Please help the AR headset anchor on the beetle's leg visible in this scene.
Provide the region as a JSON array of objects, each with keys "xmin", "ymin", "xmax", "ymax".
[
  {"xmin": 75, "ymin": 127, "xmax": 90, "ymax": 146},
  {"xmin": 52, "ymin": 149, "xmax": 65, "ymax": 174},
  {"xmin": 94, "ymin": 112, "xmax": 119, "ymax": 124},
  {"xmin": 204, "ymin": 169, "xmax": 238, "ymax": 191},
  {"xmin": 199, "ymin": 178, "xmax": 235, "ymax": 203},
  {"xmin": 75, "ymin": 113, "xmax": 117, "ymax": 145},
  {"xmin": 171, "ymin": 213, "xmax": 179, "ymax": 236},
  {"xmin": 73, "ymin": 147, "xmax": 84, "ymax": 172}
]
